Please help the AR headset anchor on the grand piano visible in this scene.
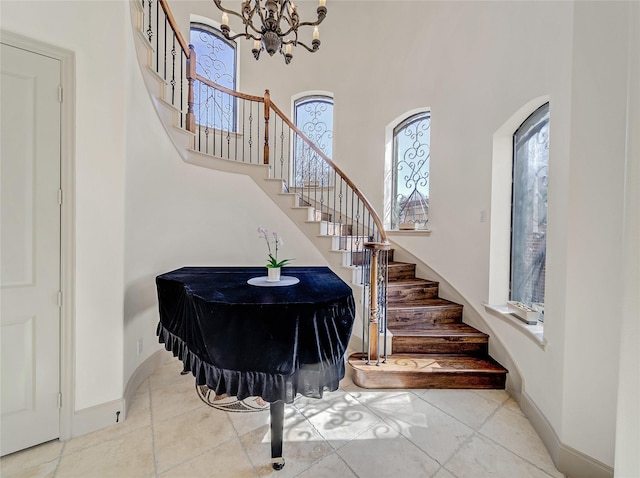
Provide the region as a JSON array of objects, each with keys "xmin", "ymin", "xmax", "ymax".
[{"xmin": 155, "ymin": 266, "xmax": 356, "ymax": 469}]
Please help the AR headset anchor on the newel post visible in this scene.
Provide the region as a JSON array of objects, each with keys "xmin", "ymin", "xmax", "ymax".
[
  {"xmin": 186, "ymin": 45, "xmax": 196, "ymax": 133},
  {"xmin": 263, "ymin": 89, "xmax": 271, "ymax": 165},
  {"xmin": 364, "ymin": 242, "xmax": 391, "ymax": 364}
]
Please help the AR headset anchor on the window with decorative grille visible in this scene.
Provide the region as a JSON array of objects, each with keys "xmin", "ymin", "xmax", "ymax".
[
  {"xmin": 391, "ymin": 111, "xmax": 430, "ymax": 230},
  {"xmin": 293, "ymin": 95, "xmax": 334, "ymax": 187},
  {"xmin": 190, "ymin": 23, "xmax": 237, "ymax": 131},
  {"xmin": 510, "ymin": 103, "xmax": 549, "ymax": 318}
]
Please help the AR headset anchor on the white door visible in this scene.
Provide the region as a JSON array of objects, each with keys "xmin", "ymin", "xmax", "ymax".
[{"xmin": 1, "ymin": 43, "xmax": 61, "ymax": 456}]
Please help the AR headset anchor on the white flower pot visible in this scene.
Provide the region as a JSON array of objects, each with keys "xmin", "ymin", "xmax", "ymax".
[{"xmin": 267, "ymin": 267, "xmax": 281, "ymax": 282}]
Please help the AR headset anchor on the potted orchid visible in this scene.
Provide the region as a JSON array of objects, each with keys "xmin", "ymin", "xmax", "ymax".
[{"xmin": 257, "ymin": 226, "xmax": 292, "ymax": 282}]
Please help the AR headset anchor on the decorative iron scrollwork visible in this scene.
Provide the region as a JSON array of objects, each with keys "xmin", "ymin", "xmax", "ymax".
[{"xmin": 393, "ymin": 112, "xmax": 430, "ymax": 229}]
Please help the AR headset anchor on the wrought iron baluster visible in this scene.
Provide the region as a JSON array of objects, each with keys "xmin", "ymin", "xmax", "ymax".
[
  {"xmin": 287, "ymin": 126, "xmax": 292, "ymax": 184},
  {"xmin": 242, "ymin": 99, "xmax": 246, "ymax": 162},
  {"xmin": 147, "ymin": 0, "xmax": 153, "ymax": 43},
  {"xmin": 221, "ymin": 93, "xmax": 225, "ymax": 157},
  {"xmin": 313, "ymin": 153, "xmax": 318, "ymax": 216},
  {"xmin": 226, "ymin": 94, "xmax": 232, "ymax": 159},
  {"xmin": 256, "ymin": 103, "xmax": 261, "ymax": 165},
  {"xmin": 179, "ymin": 48, "xmax": 184, "ymax": 127},
  {"xmin": 338, "ymin": 178, "xmax": 342, "ymax": 237},
  {"xmin": 279, "ymin": 119, "xmax": 285, "ymax": 181},
  {"xmin": 170, "ymin": 34, "xmax": 176, "ymax": 105},
  {"xmin": 163, "ymin": 17, "xmax": 167, "ymax": 80},
  {"xmin": 234, "ymin": 98, "xmax": 239, "ymax": 161},
  {"xmin": 155, "ymin": 0, "xmax": 159, "ymax": 73},
  {"xmin": 248, "ymin": 103, "xmax": 253, "ymax": 163},
  {"xmin": 332, "ymin": 170, "xmax": 337, "ymax": 234},
  {"xmin": 292, "ymin": 133, "xmax": 298, "ymax": 194},
  {"xmin": 355, "ymin": 199, "xmax": 362, "ymax": 263},
  {"xmin": 349, "ymin": 190, "xmax": 354, "ymax": 256}
]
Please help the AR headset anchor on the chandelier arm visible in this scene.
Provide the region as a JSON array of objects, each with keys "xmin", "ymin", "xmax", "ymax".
[
  {"xmin": 255, "ymin": 1, "xmax": 268, "ymax": 29},
  {"xmin": 243, "ymin": 20, "xmax": 264, "ymax": 37},
  {"xmin": 296, "ymin": 6, "xmax": 327, "ymax": 28},
  {"xmin": 214, "ymin": 0, "xmax": 263, "ymax": 36},
  {"xmin": 223, "ymin": 31, "xmax": 262, "ymax": 42},
  {"xmin": 286, "ymin": 5, "xmax": 299, "ymax": 30},
  {"xmin": 279, "ymin": 1, "xmax": 289, "ymax": 20},
  {"xmin": 243, "ymin": 1, "xmax": 265, "ymax": 36},
  {"xmin": 298, "ymin": 20, "xmax": 322, "ymax": 28},
  {"xmin": 278, "ymin": 25, "xmax": 296, "ymax": 38},
  {"xmin": 295, "ymin": 39, "xmax": 320, "ymax": 53},
  {"xmin": 212, "ymin": 0, "xmax": 245, "ymax": 20}
]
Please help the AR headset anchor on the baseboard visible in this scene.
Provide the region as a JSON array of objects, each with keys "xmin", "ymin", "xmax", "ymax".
[
  {"xmin": 123, "ymin": 348, "xmax": 173, "ymax": 416},
  {"xmin": 71, "ymin": 398, "xmax": 125, "ymax": 438},
  {"xmin": 67, "ymin": 350, "xmax": 172, "ymax": 440},
  {"xmin": 521, "ymin": 391, "xmax": 614, "ymax": 478},
  {"xmin": 558, "ymin": 444, "xmax": 614, "ymax": 478}
]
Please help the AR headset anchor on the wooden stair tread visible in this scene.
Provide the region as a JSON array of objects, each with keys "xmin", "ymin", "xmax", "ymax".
[
  {"xmin": 387, "ymin": 298, "xmax": 461, "ymax": 308},
  {"xmin": 387, "ymin": 278, "xmax": 438, "ymax": 286},
  {"xmin": 349, "ymin": 353, "xmax": 507, "ymax": 374},
  {"xmin": 389, "ymin": 323, "xmax": 488, "ymax": 338},
  {"xmin": 388, "ymin": 261, "xmax": 414, "ymax": 266},
  {"xmin": 387, "ymin": 261, "xmax": 418, "ymax": 270}
]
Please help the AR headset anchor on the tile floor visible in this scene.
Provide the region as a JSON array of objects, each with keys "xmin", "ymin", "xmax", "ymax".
[{"xmin": 1, "ymin": 358, "xmax": 565, "ymax": 478}]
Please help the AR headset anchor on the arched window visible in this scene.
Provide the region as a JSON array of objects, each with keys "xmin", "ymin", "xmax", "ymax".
[
  {"xmin": 391, "ymin": 111, "xmax": 430, "ymax": 230},
  {"xmin": 293, "ymin": 95, "xmax": 333, "ymax": 187},
  {"xmin": 189, "ymin": 23, "xmax": 237, "ymax": 131},
  {"xmin": 510, "ymin": 103, "xmax": 549, "ymax": 313}
]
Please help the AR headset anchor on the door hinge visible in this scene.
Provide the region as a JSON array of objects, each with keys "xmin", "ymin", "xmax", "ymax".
[
  {"xmin": 57, "ymin": 291, "xmax": 62, "ymax": 308},
  {"xmin": 58, "ymin": 189, "xmax": 63, "ymax": 206},
  {"xmin": 58, "ymin": 85, "xmax": 63, "ymax": 103},
  {"xmin": 58, "ymin": 393, "xmax": 62, "ymax": 409}
]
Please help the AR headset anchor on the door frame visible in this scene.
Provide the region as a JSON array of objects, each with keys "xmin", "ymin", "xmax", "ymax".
[{"xmin": 1, "ymin": 31, "xmax": 76, "ymax": 442}]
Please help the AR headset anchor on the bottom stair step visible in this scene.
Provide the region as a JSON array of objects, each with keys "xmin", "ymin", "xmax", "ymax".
[{"xmin": 347, "ymin": 353, "xmax": 507, "ymax": 390}]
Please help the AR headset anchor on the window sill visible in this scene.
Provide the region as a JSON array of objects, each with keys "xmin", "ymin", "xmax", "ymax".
[
  {"xmin": 483, "ymin": 303, "xmax": 547, "ymax": 350},
  {"xmin": 387, "ymin": 229, "xmax": 431, "ymax": 237}
]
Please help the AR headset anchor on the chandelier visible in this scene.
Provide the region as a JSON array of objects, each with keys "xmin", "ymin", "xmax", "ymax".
[{"xmin": 213, "ymin": 0, "xmax": 327, "ymax": 64}]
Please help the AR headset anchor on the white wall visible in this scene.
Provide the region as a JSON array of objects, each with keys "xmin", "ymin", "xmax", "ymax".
[
  {"xmin": 1, "ymin": 1, "xmax": 127, "ymax": 411},
  {"xmin": 615, "ymin": 3, "xmax": 640, "ymax": 475},
  {"xmin": 562, "ymin": 2, "xmax": 629, "ymax": 465}
]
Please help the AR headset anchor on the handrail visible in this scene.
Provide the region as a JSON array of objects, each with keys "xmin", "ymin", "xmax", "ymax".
[
  {"xmin": 195, "ymin": 72, "xmax": 266, "ymax": 104},
  {"xmin": 269, "ymin": 101, "xmax": 388, "ymax": 243}
]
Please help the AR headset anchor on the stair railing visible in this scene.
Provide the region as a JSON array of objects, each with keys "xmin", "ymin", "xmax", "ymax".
[{"xmin": 141, "ymin": 0, "xmax": 390, "ymax": 365}]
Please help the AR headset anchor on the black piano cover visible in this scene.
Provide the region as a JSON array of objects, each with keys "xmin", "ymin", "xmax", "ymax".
[{"xmin": 156, "ymin": 266, "xmax": 356, "ymax": 403}]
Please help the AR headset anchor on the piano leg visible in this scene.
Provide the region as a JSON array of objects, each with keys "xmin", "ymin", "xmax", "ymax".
[{"xmin": 270, "ymin": 401, "xmax": 285, "ymax": 470}]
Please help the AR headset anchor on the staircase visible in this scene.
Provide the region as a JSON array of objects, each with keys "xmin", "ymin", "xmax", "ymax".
[
  {"xmin": 348, "ymin": 251, "xmax": 507, "ymax": 389},
  {"xmin": 130, "ymin": 0, "xmax": 507, "ymax": 392}
]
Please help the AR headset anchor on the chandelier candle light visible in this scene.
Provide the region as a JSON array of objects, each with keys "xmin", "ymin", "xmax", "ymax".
[{"xmin": 214, "ymin": 0, "xmax": 327, "ymax": 64}]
